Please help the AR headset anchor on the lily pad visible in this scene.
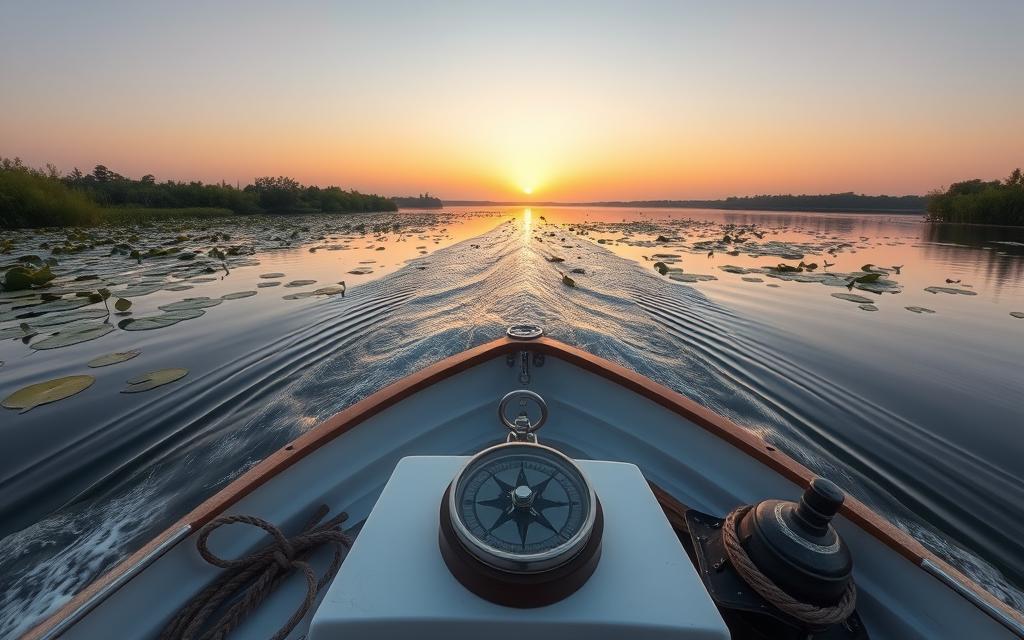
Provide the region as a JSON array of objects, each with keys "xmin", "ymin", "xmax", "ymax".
[
  {"xmin": 121, "ymin": 368, "xmax": 188, "ymax": 393},
  {"xmin": 1011, "ymin": 312, "xmax": 1024, "ymax": 319},
  {"xmin": 158, "ymin": 297, "xmax": 223, "ymax": 312},
  {"xmin": 257, "ymin": 281, "xmax": 280, "ymax": 288},
  {"xmin": 905, "ymin": 306, "xmax": 936, "ymax": 314},
  {"xmin": 282, "ymin": 291, "xmax": 316, "ymax": 300},
  {"xmin": 858, "ymin": 304, "xmax": 879, "ymax": 312},
  {"xmin": 30, "ymin": 323, "xmax": 115, "ymax": 350},
  {"xmin": 2, "ymin": 375, "xmax": 95, "ymax": 413},
  {"xmin": 741, "ymin": 276, "xmax": 764, "ymax": 283},
  {"xmin": 221, "ymin": 291, "xmax": 257, "ymax": 300},
  {"xmin": 831, "ymin": 293, "xmax": 874, "ymax": 304},
  {"xmin": 114, "ymin": 298, "xmax": 132, "ymax": 312},
  {"xmin": 719, "ymin": 265, "xmax": 754, "ymax": 274},
  {"xmin": 119, "ymin": 308, "xmax": 205, "ymax": 331},
  {"xmin": 27, "ymin": 308, "xmax": 110, "ymax": 328},
  {"xmin": 347, "ymin": 268, "xmax": 373, "ymax": 275},
  {"xmin": 88, "ymin": 350, "xmax": 141, "ymax": 368},
  {"xmin": 668, "ymin": 273, "xmax": 717, "ymax": 283},
  {"xmin": 118, "ymin": 283, "xmax": 165, "ymax": 297},
  {"xmin": 313, "ymin": 285, "xmax": 345, "ymax": 296},
  {"xmin": 284, "ymin": 280, "xmax": 316, "ymax": 287},
  {"xmin": 924, "ymin": 286, "xmax": 977, "ymax": 296},
  {"xmin": 259, "ymin": 273, "xmax": 285, "ymax": 279}
]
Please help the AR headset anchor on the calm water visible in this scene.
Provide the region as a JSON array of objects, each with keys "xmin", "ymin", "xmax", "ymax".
[{"xmin": 1, "ymin": 206, "xmax": 1022, "ymax": 634}]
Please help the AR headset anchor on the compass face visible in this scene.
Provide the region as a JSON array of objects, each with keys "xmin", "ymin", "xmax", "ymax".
[{"xmin": 448, "ymin": 442, "xmax": 596, "ymax": 573}]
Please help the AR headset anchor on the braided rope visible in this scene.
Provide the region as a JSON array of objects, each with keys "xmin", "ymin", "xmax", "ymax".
[
  {"xmin": 722, "ymin": 505, "xmax": 857, "ymax": 628},
  {"xmin": 160, "ymin": 505, "xmax": 352, "ymax": 640}
]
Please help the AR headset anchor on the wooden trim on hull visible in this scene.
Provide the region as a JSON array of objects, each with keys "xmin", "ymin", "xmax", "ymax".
[{"xmin": 24, "ymin": 336, "xmax": 1024, "ymax": 639}]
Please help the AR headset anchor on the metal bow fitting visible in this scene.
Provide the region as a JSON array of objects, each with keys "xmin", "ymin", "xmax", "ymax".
[{"xmin": 498, "ymin": 389, "xmax": 548, "ymax": 443}]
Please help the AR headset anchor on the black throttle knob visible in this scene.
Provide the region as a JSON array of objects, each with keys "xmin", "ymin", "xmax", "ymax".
[
  {"xmin": 795, "ymin": 477, "xmax": 845, "ymax": 534},
  {"xmin": 736, "ymin": 476, "xmax": 854, "ymax": 605}
]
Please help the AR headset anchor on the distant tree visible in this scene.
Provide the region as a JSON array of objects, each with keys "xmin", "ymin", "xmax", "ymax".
[{"xmin": 248, "ymin": 176, "xmax": 302, "ymax": 212}]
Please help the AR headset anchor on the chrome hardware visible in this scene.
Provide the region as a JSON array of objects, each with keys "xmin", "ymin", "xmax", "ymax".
[
  {"xmin": 507, "ymin": 324, "xmax": 544, "ymax": 340},
  {"xmin": 498, "ymin": 389, "xmax": 548, "ymax": 443}
]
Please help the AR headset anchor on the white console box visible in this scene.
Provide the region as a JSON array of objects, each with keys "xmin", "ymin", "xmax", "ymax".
[{"xmin": 309, "ymin": 456, "xmax": 729, "ymax": 640}]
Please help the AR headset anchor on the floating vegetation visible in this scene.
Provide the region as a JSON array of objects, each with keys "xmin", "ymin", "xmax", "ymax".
[
  {"xmin": 1011, "ymin": 312, "xmax": 1024, "ymax": 319},
  {"xmin": 25, "ymin": 309, "xmax": 109, "ymax": 328},
  {"xmin": 282, "ymin": 291, "xmax": 316, "ymax": 300},
  {"xmin": 1, "ymin": 297, "xmax": 93, "ymax": 321},
  {"xmin": 2, "ymin": 264, "xmax": 56, "ymax": 291},
  {"xmin": 119, "ymin": 308, "xmax": 205, "ymax": 331},
  {"xmin": 653, "ymin": 262, "xmax": 669, "ymax": 275},
  {"xmin": 30, "ymin": 324, "xmax": 115, "ymax": 350},
  {"xmin": 165, "ymin": 285, "xmax": 193, "ymax": 292},
  {"xmin": 259, "ymin": 273, "xmax": 285, "ymax": 279},
  {"xmin": 668, "ymin": 273, "xmax": 717, "ymax": 283},
  {"xmin": 2, "ymin": 375, "xmax": 95, "ymax": 413},
  {"xmin": 88, "ymin": 350, "xmax": 141, "ymax": 368},
  {"xmin": 118, "ymin": 282, "xmax": 165, "ymax": 297},
  {"xmin": 221, "ymin": 291, "xmax": 257, "ymax": 300},
  {"xmin": 858, "ymin": 304, "xmax": 879, "ymax": 312},
  {"xmin": 741, "ymin": 277, "xmax": 764, "ymax": 283},
  {"xmin": 257, "ymin": 281, "xmax": 280, "ymax": 288},
  {"xmin": 719, "ymin": 265, "xmax": 754, "ymax": 274},
  {"xmin": 284, "ymin": 280, "xmax": 316, "ymax": 287},
  {"xmin": 312, "ymin": 285, "xmax": 345, "ymax": 296},
  {"xmin": 831, "ymin": 293, "xmax": 875, "ymax": 304},
  {"xmin": 905, "ymin": 306, "xmax": 936, "ymax": 314},
  {"xmin": 121, "ymin": 368, "xmax": 188, "ymax": 393},
  {"xmin": 158, "ymin": 297, "xmax": 223, "ymax": 312},
  {"xmin": 347, "ymin": 268, "xmax": 373, "ymax": 275},
  {"xmin": 924, "ymin": 286, "xmax": 978, "ymax": 296}
]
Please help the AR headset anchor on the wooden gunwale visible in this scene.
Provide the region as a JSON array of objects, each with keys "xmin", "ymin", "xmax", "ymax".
[{"xmin": 25, "ymin": 336, "xmax": 1024, "ymax": 639}]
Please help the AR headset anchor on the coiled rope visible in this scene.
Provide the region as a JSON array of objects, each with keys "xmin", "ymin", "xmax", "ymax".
[
  {"xmin": 722, "ymin": 505, "xmax": 857, "ymax": 628},
  {"xmin": 160, "ymin": 505, "xmax": 352, "ymax": 640}
]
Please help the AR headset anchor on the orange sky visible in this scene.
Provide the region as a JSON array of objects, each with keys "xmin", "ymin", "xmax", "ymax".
[{"xmin": 1, "ymin": 3, "xmax": 1021, "ymax": 200}]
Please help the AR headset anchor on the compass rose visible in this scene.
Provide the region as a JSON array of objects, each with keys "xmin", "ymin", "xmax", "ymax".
[{"xmin": 478, "ymin": 464, "xmax": 569, "ymax": 548}]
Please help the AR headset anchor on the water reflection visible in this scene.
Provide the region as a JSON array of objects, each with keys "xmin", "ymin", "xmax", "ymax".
[{"xmin": 922, "ymin": 223, "xmax": 1024, "ymax": 297}]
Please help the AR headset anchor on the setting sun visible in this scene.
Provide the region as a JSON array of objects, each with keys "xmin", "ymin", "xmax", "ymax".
[{"xmin": 523, "ymin": 186, "xmax": 534, "ymax": 195}]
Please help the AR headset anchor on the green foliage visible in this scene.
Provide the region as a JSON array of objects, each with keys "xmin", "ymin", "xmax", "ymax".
[
  {"xmin": 927, "ymin": 169, "xmax": 1024, "ymax": 226},
  {"xmin": 1, "ymin": 158, "xmax": 398, "ymax": 228},
  {"xmin": 391, "ymin": 192, "xmax": 443, "ymax": 208},
  {"xmin": 0, "ymin": 158, "xmax": 101, "ymax": 227}
]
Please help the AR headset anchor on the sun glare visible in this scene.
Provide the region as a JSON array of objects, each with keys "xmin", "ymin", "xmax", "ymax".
[{"xmin": 523, "ymin": 186, "xmax": 534, "ymax": 195}]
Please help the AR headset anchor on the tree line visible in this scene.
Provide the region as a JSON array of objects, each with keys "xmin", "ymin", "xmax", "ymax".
[
  {"xmin": 926, "ymin": 169, "xmax": 1024, "ymax": 226},
  {"xmin": 390, "ymin": 192, "xmax": 443, "ymax": 208},
  {"xmin": 1, "ymin": 158, "xmax": 397, "ymax": 228},
  {"xmin": 588, "ymin": 193, "xmax": 927, "ymax": 212}
]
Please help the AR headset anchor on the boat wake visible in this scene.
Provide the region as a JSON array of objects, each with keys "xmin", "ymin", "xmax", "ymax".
[{"xmin": 1, "ymin": 219, "xmax": 1021, "ymax": 636}]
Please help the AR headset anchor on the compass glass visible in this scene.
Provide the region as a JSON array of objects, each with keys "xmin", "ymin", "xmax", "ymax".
[{"xmin": 449, "ymin": 443, "xmax": 594, "ymax": 571}]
